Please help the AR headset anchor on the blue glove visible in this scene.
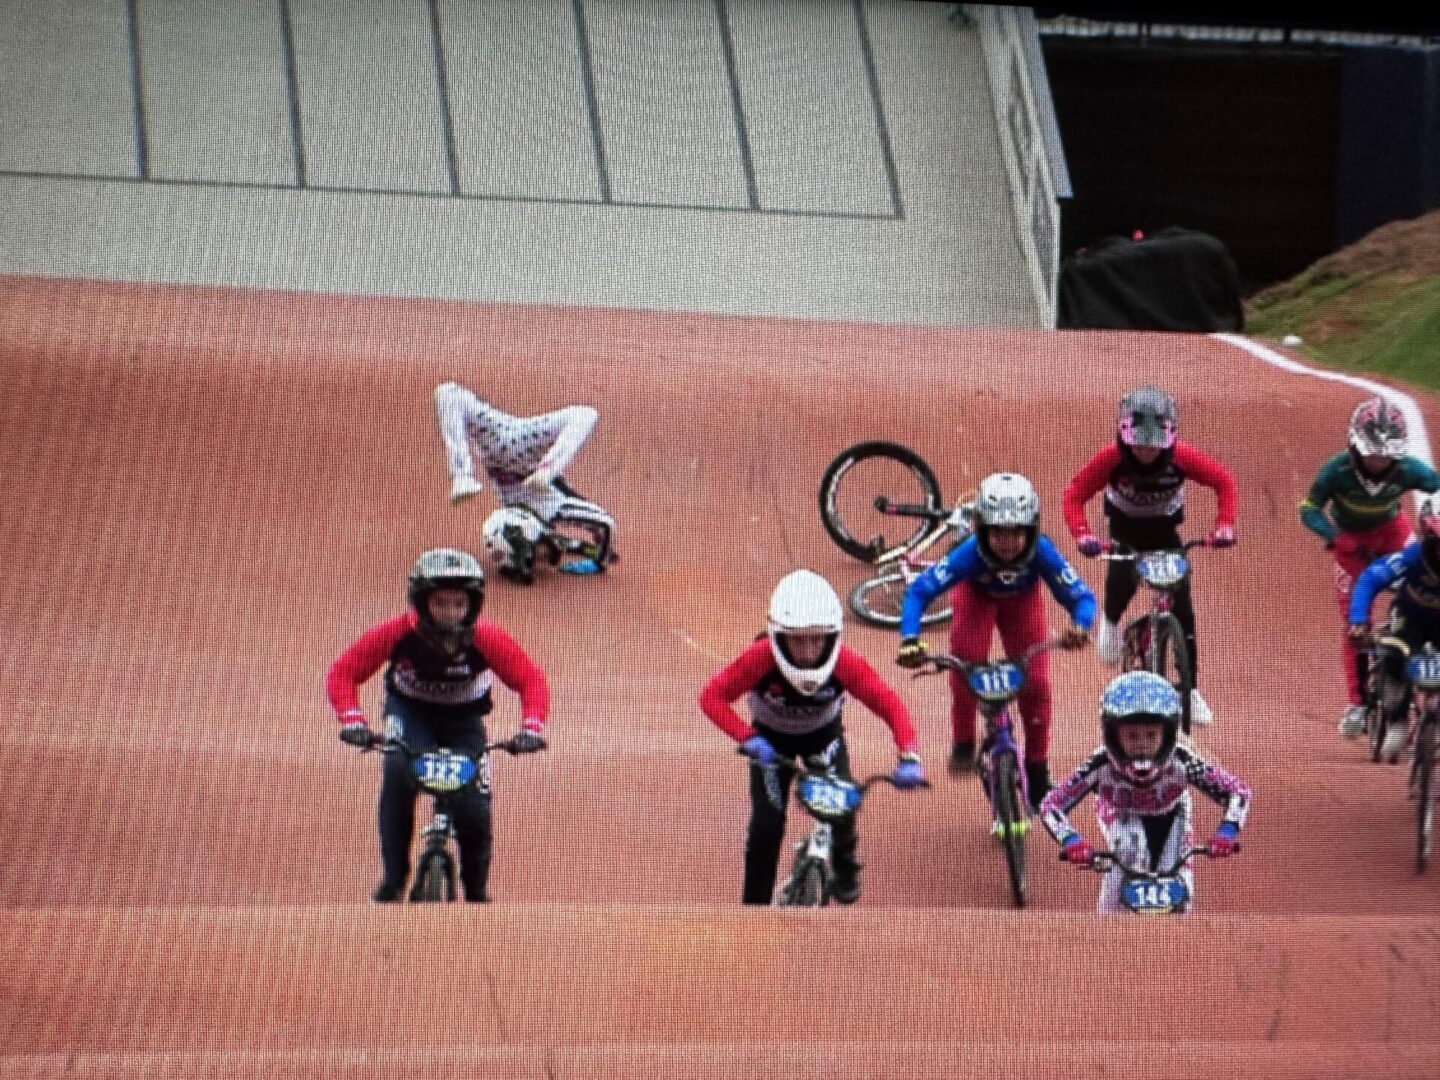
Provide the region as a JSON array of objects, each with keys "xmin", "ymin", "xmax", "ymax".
[
  {"xmin": 740, "ymin": 734, "xmax": 779, "ymax": 768},
  {"xmin": 1076, "ymin": 532, "xmax": 1103, "ymax": 558},
  {"xmin": 894, "ymin": 754, "xmax": 926, "ymax": 789}
]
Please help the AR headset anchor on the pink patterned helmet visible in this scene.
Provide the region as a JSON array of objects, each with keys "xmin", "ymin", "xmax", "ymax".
[
  {"xmin": 1116, "ymin": 386, "xmax": 1178, "ymax": 450},
  {"xmin": 1348, "ymin": 396, "xmax": 1407, "ymax": 459}
]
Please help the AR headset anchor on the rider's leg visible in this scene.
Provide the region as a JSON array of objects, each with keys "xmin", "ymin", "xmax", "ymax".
[
  {"xmin": 433, "ymin": 382, "xmax": 484, "ymax": 501},
  {"xmin": 1142, "ymin": 799, "xmax": 1193, "ymax": 911},
  {"xmin": 947, "ymin": 582, "xmax": 998, "ymax": 773},
  {"xmin": 443, "ymin": 716, "xmax": 495, "ymax": 903},
  {"xmin": 814, "ymin": 733, "xmax": 862, "ymax": 903},
  {"xmin": 1098, "ymin": 557, "xmax": 1140, "ymax": 666},
  {"xmin": 742, "ymin": 728, "xmax": 795, "ymax": 904},
  {"xmin": 1095, "ymin": 796, "xmax": 1141, "ymax": 914},
  {"xmin": 375, "ymin": 700, "xmax": 440, "ymax": 900},
  {"xmin": 1337, "ymin": 516, "xmax": 1413, "ymax": 730},
  {"xmin": 996, "ymin": 589, "xmax": 1053, "ymax": 810}
]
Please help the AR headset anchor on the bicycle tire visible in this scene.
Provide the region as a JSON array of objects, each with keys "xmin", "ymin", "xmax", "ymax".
[
  {"xmin": 993, "ymin": 751, "xmax": 1028, "ymax": 908},
  {"xmin": 849, "ymin": 571, "xmax": 952, "ymax": 629},
  {"xmin": 412, "ymin": 850, "xmax": 453, "ymax": 903},
  {"xmin": 1150, "ymin": 614, "xmax": 1194, "ymax": 735},
  {"xmin": 818, "ymin": 441, "xmax": 943, "ymax": 562},
  {"xmin": 1366, "ymin": 667, "xmax": 1389, "ymax": 764},
  {"xmin": 1416, "ymin": 718, "xmax": 1436, "ymax": 874},
  {"xmin": 780, "ymin": 860, "xmax": 827, "ymax": 908}
]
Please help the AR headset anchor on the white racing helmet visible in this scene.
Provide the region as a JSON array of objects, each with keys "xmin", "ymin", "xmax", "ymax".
[
  {"xmin": 974, "ymin": 472, "xmax": 1040, "ymax": 567},
  {"xmin": 767, "ymin": 570, "xmax": 843, "ymax": 696},
  {"xmin": 481, "ymin": 506, "xmax": 545, "ymax": 566}
]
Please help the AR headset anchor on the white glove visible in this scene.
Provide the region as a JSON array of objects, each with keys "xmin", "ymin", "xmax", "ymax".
[{"xmin": 449, "ymin": 475, "xmax": 483, "ymax": 503}]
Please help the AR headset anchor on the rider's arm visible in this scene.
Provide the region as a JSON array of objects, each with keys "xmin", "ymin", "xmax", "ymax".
[
  {"xmin": 1035, "ymin": 537, "xmax": 1097, "ymax": 630},
  {"xmin": 832, "ymin": 646, "xmax": 919, "ymax": 754},
  {"xmin": 899, "ymin": 540, "xmax": 977, "ymax": 639},
  {"xmin": 1176, "ymin": 744, "xmax": 1251, "ymax": 831},
  {"xmin": 324, "ymin": 616, "xmax": 409, "ymax": 720},
  {"xmin": 1173, "ymin": 442, "xmax": 1238, "ymax": 530},
  {"xmin": 530, "ymin": 405, "xmax": 599, "ymax": 482},
  {"xmin": 1038, "ymin": 750, "xmax": 1105, "ymax": 844},
  {"xmin": 1400, "ymin": 455, "xmax": 1440, "ymax": 495},
  {"xmin": 1061, "ymin": 445, "xmax": 1118, "ymax": 540},
  {"xmin": 473, "ymin": 621, "xmax": 551, "ymax": 732},
  {"xmin": 1298, "ymin": 454, "xmax": 1344, "ymax": 542},
  {"xmin": 699, "ymin": 639, "xmax": 773, "ymax": 742},
  {"xmin": 1347, "ymin": 545, "xmax": 1415, "ymax": 625}
]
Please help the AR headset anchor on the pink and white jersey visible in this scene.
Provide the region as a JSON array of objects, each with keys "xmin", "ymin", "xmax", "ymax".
[{"xmin": 1039, "ymin": 743, "xmax": 1250, "ymax": 844}]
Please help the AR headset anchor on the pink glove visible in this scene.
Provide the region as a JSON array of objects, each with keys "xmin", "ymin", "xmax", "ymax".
[
  {"xmin": 1207, "ymin": 525, "xmax": 1236, "ymax": 548},
  {"xmin": 1076, "ymin": 532, "xmax": 1103, "ymax": 558},
  {"xmin": 1209, "ymin": 825, "xmax": 1240, "ymax": 858},
  {"xmin": 1061, "ymin": 835, "xmax": 1095, "ymax": 865}
]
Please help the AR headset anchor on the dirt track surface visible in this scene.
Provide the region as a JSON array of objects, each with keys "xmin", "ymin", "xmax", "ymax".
[{"xmin": 1, "ymin": 277, "xmax": 1437, "ymax": 1076}]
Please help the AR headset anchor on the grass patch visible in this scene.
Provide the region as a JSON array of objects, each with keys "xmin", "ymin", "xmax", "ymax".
[{"xmin": 1247, "ymin": 272, "xmax": 1440, "ymax": 392}]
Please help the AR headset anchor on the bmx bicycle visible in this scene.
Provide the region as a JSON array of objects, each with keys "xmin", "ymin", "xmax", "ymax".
[
  {"xmin": 1101, "ymin": 537, "xmax": 1216, "ymax": 735},
  {"xmin": 743, "ymin": 750, "xmax": 925, "ymax": 907},
  {"xmin": 1071, "ymin": 844, "xmax": 1223, "ymax": 915},
  {"xmin": 349, "ymin": 730, "xmax": 540, "ymax": 902},
  {"xmin": 817, "ymin": 441, "xmax": 974, "ymax": 629},
  {"xmin": 914, "ymin": 638, "xmax": 1063, "ymax": 908},
  {"xmin": 1355, "ymin": 633, "xmax": 1440, "ymax": 871}
]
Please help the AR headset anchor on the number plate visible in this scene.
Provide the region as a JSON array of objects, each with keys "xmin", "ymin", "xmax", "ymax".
[
  {"xmin": 967, "ymin": 663, "xmax": 1025, "ymax": 702},
  {"xmin": 412, "ymin": 751, "xmax": 477, "ymax": 793},
  {"xmin": 1122, "ymin": 875, "xmax": 1189, "ymax": 914},
  {"xmin": 1407, "ymin": 654, "xmax": 1440, "ymax": 690},
  {"xmin": 1136, "ymin": 552, "xmax": 1189, "ymax": 589},
  {"xmin": 797, "ymin": 775, "xmax": 861, "ymax": 820}
]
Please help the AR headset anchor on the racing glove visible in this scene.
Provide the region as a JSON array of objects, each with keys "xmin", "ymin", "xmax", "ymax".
[
  {"xmin": 338, "ymin": 711, "xmax": 373, "ymax": 748},
  {"xmin": 1058, "ymin": 625, "xmax": 1091, "ymax": 651},
  {"xmin": 896, "ymin": 638, "xmax": 929, "ymax": 669},
  {"xmin": 894, "ymin": 752, "xmax": 926, "ymax": 790},
  {"xmin": 1207, "ymin": 525, "xmax": 1237, "ymax": 548},
  {"xmin": 1347, "ymin": 622, "xmax": 1372, "ymax": 647},
  {"xmin": 740, "ymin": 734, "xmax": 780, "ymax": 768},
  {"xmin": 512, "ymin": 725, "xmax": 547, "ymax": 754},
  {"xmin": 1076, "ymin": 532, "xmax": 1103, "ymax": 558},
  {"xmin": 1209, "ymin": 822, "xmax": 1241, "ymax": 858},
  {"xmin": 1060, "ymin": 834, "xmax": 1095, "ymax": 865}
]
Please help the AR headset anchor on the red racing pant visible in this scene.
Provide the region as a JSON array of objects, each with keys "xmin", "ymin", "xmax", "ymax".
[
  {"xmin": 946, "ymin": 580, "xmax": 1052, "ymax": 762},
  {"xmin": 1333, "ymin": 514, "xmax": 1413, "ymax": 704}
]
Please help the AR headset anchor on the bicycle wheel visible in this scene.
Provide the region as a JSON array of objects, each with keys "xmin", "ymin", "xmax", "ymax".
[
  {"xmin": 779, "ymin": 860, "xmax": 827, "ymax": 907},
  {"xmin": 819, "ymin": 441, "xmax": 943, "ymax": 561},
  {"xmin": 412, "ymin": 850, "xmax": 454, "ymax": 903},
  {"xmin": 849, "ymin": 571, "xmax": 952, "ymax": 629},
  {"xmin": 1416, "ymin": 718, "xmax": 1436, "ymax": 873},
  {"xmin": 992, "ymin": 750, "xmax": 1028, "ymax": 908},
  {"xmin": 1149, "ymin": 614, "xmax": 1193, "ymax": 735},
  {"xmin": 1366, "ymin": 668, "xmax": 1389, "ymax": 764}
]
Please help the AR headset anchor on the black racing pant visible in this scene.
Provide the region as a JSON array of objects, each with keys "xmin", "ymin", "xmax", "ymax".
[
  {"xmin": 1375, "ymin": 603, "xmax": 1440, "ymax": 726},
  {"xmin": 1140, "ymin": 809, "xmax": 1181, "ymax": 871},
  {"xmin": 742, "ymin": 721, "xmax": 858, "ymax": 905},
  {"xmin": 378, "ymin": 694, "xmax": 494, "ymax": 901},
  {"xmin": 1104, "ymin": 516, "xmax": 1200, "ymax": 679}
]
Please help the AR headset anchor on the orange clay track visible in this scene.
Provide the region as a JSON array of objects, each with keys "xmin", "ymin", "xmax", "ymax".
[{"xmin": 0, "ymin": 276, "xmax": 1436, "ymax": 1079}]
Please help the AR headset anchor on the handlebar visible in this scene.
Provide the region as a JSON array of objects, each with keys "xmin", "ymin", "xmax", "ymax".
[
  {"xmin": 913, "ymin": 635, "xmax": 1069, "ymax": 679},
  {"xmin": 1069, "ymin": 844, "xmax": 1222, "ymax": 876},
  {"xmin": 734, "ymin": 746, "xmax": 931, "ymax": 790},
  {"xmin": 1100, "ymin": 537, "xmax": 1213, "ymax": 560},
  {"xmin": 349, "ymin": 732, "xmax": 541, "ymax": 756}
]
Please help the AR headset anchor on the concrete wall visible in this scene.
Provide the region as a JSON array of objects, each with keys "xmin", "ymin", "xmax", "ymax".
[{"xmin": 0, "ymin": 0, "xmax": 1041, "ymax": 327}]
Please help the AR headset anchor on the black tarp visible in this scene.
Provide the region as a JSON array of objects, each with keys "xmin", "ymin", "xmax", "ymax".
[{"xmin": 1056, "ymin": 227, "xmax": 1245, "ymax": 331}]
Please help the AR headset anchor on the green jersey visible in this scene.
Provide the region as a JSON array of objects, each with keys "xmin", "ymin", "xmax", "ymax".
[{"xmin": 1299, "ymin": 452, "xmax": 1440, "ymax": 541}]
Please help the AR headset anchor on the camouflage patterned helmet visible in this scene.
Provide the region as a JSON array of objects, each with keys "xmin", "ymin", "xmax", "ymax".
[
  {"xmin": 1116, "ymin": 386, "xmax": 1178, "ymax": 450},
  {"xmin": 1348, "ymin": 396, "xmax": 1407, "ymax": 459}
]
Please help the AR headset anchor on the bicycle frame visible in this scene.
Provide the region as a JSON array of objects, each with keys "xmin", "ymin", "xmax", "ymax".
[
  {"xmin": 870, "ymin": 497, "xmax": 970, "ymax": 578},
  {"xmin": 1083, "ymin": 845, "xmax": 1216, "ymax": 915}
]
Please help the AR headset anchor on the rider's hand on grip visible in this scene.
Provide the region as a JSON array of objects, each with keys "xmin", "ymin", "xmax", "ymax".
[
  {"xmin": 339, "ymin": 721, "xmax": 373, "ymax": 748},
  {"xmin": 1058, "ymin": 625, "xmax": 1090, "ymax": 651},
  {"xmin": 1060, "ymin": 835, "xmax": 1095, "ymax": 865},
  {"xmin": 894, "ymin": 752, "xmax": 926, "ymax": 790},
  {"xmin": 740, "ymin": 734, "xmax": 780, "ymax": 767},
  {"xmin": 1347, "ymin": 622, "xmax": 1371, "ymax": 647},
  {"xmin": 1208, "ymin": 823, "xmax": 1240, "ymax": 858},
  {"xmin": 1207, "ymin": 525, "xmax": 1236, "ymax": 549},
  {"xmin": 511, "ymin": 727, "xmax": 546, "ymax": 754},
  {"xmin": 896, "ymin": 638, "xmax": 929, "ymax": 669},
  {"xmin": 1076, "ymin": 532, "xmax": 1103, "ymax": 558}
]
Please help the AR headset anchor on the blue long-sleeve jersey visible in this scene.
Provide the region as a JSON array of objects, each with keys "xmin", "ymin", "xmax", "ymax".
[
  {"xmin": 899, "ymin": 534, "xmax": 1097, "ymax": 639},
  {"xmin": 1349, "ymin": 541, "xmax": 1440, "ymax": 624}
]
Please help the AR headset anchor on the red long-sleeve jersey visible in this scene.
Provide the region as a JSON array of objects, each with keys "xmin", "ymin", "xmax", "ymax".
[
  {"xmin": 1062, "ymin": 440, "xmax": 1238, "ymax": 539},
  {"xmin": 700, "ymin": 639, "xmax": 918, "ymax": 754},
  {"xmin": 325, "ymin": 613, "xmax": 549, "ymax": 730}
]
